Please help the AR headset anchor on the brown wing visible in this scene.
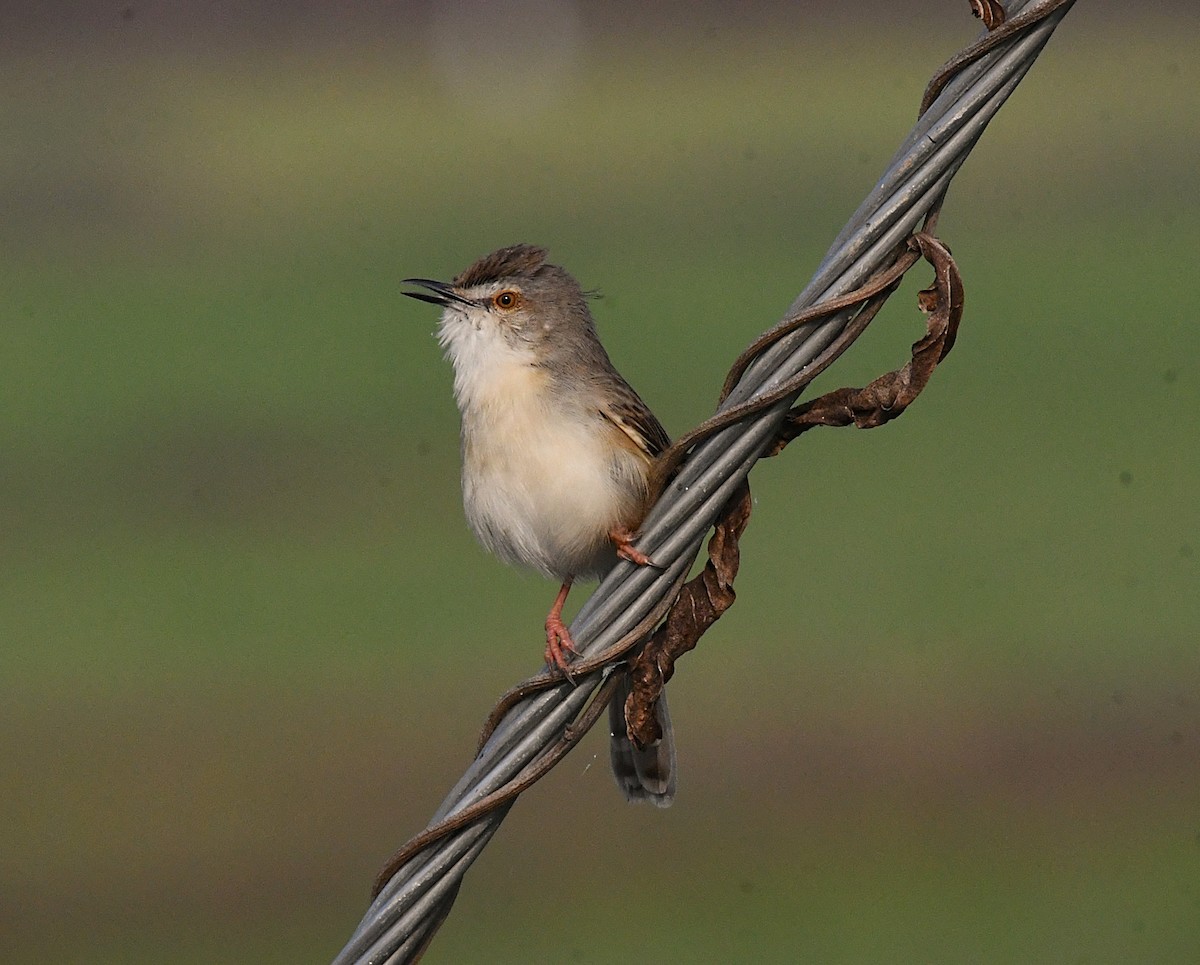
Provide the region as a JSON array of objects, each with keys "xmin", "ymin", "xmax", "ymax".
[{"xmin": 600, "ymin": 379, "xmax": 670, "ymax": 459}]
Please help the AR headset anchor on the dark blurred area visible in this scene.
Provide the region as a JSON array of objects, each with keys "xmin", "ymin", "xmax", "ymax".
[{"xmin": 2, "ymin": 0, "xmax": 1171, "ymax": 53}]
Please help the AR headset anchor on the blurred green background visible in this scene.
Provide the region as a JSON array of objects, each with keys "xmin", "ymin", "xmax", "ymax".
[{"xmin": 3, "ymin": 1, "xmax": 1198, "ymax": 962}]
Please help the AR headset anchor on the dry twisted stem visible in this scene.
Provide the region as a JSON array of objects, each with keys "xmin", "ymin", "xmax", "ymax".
[
  {"xmin": 621, "ymin": 231, "xmax": 963, "ymax": 746},
  {"xmin": 623, "ymin": 478, "xmax": 753, "ymax": 746},
  {"xmin": 921, "ymin": 0, "xmax": 1075, "ymax": 115},
  {"xmin": 371, "ymin": 673, "xmax": 625, "ymax": 899}
]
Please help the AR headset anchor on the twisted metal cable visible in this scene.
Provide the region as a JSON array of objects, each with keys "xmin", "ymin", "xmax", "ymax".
[{"xmin": 333, "ymin": 3, "xmax": 1077, "ymax": 961}]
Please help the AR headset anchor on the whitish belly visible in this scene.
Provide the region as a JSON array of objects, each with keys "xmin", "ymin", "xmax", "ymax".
[{"xmin": 461, "ymin": 409, "xmax": 643, "ymax": 581}]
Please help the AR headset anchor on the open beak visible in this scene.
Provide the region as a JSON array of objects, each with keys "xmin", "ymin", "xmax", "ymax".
[{"xmin": 401, "ymin": 278, "xmax": 474, "ymax": 308}]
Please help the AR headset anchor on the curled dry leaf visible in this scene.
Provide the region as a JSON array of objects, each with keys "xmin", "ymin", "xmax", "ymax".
[
  {"xmin": 767, "ymin": 233, "xmax": 962, "ymax": 452},
  {"xmin": 969, "ymin": 0, "xmax": 1007, "ymax": 31},
  {"xmin": 623, "ymin": 233, "xmax": 963, "ymax": 746},
  {"xmin": 624, "ymin": 479, "xmax": 753, "ymax": 748}
]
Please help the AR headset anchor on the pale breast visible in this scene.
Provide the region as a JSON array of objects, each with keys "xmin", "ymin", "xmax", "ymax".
[
  {"xmin": 459, "ymin": 368, "xmax": 649, "ymax": 581},
  {"xmin": 440, "ymin": 311, "xmax": 650, "ymax": 580}
]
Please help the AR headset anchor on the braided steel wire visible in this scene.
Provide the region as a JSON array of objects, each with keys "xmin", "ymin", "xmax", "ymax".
[{"xmin": 333, "ymin": 3, "xmax": 1077, "ymax": 961}]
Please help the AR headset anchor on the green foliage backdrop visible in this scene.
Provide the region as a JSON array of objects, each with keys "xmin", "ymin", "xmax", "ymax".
[{"xmin": 3, "ymin": 4, "xmax": 1197, "ymax": 962}]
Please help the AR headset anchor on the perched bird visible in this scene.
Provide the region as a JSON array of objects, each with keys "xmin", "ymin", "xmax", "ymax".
[{"xmin": 403, "ymin": 244, "xmax": 675, "ymax": 805}]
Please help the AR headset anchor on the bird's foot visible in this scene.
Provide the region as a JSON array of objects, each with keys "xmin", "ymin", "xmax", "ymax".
[
  {"xmin": 544, "ymin": 611, "xmax": 579, "ymax": 674},
  {"xmin": 610, "ymin": 527, "xmax": 660, "ymax": 568}
]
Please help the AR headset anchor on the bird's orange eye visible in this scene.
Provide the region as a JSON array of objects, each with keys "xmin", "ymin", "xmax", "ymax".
[{"xmin": 493, "ymin": 289, "xmax": 520, "ymax": 310}]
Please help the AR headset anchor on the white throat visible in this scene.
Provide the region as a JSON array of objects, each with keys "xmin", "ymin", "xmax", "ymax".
[{"xmin": 437, "ymin": 307, "xmax": 541, "ymax": 418}]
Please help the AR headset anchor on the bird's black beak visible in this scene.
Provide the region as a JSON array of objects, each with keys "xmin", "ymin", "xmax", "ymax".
[{"xmin": 401, "ymin": 278, "xmax": 474, "ymax": 308}]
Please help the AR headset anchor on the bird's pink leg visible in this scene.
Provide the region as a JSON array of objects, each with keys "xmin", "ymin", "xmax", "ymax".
[
  {"xmin": 544, "ymin": 578, "xmax": 578, "ymax": 672},
  {"xmin": 609, "ymin": 526, "xmax": 654, "ymax": 567},
  {"xmin": 545, "ymin": 531, "xmax": 655, "ymax": 674}
]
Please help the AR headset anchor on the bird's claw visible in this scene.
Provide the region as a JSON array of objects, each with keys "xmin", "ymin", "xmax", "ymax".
[
  {"xmin": 610, "ymin": 528, "xmax": 661, "ymax": 569},
  {"xmin": 545, "ymin": 613, "xmax": 580, "ymax": 678}
]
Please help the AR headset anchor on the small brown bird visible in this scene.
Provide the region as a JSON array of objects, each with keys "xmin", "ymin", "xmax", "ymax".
[{"xmin": 403, "ymin": 244, "xmax": 675, "ymax": 805}]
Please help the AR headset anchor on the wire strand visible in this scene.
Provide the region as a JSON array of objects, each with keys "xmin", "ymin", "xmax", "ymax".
[{"xmin": 332, "ymin": 3, "xmax": 1077, "ymax": 961}]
